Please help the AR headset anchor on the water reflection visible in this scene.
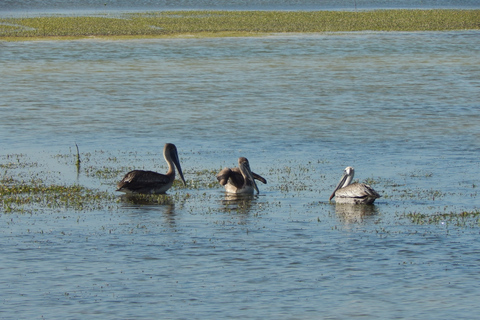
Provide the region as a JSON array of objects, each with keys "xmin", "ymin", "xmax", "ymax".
[
  {"xmin": 1, "ymin": 31, "xmax": 480, "ymax": 320},
  {"xmin": 160, "ymin": 203, "xmax": 177, "ymax": 227},
  {"xmin": 220, "ymin": 193, "xmax": 257, "ymax": 215},
  {"xmin": 334, "ymin": 203, "xmax": 378, "ymax": 224},
  {"xmin": 119, "ymin": 194, "xmax": 174, "ymax": 206},
  {"xmin": 119, "ymin": 195, "xmax": 178, "ymax": 226}
]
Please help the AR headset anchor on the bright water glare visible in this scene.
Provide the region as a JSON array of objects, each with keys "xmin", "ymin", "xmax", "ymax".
[{"xmin": 1, "ymin": 15, "xmax": 480, "ymax": 320}]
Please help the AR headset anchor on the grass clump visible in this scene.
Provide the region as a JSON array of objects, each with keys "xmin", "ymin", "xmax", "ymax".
[
  {"xmin": 0, "ymin": 10, "xmax": 478, "ymax": 40},
  {"xmin": 0, "ymin": 177, "xmax": 115, "ymax": 213},
  {"xmin": 0, "ymin": 16, "xmax": 150, "ymax": 38},
  {"xmin": 406, "ymin": 210, "xmax": 480, "ymax": 227}
]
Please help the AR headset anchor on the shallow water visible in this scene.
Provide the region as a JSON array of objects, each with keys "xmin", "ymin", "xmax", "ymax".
[{"xmin": 1, "ymin": 31, "xmax": 480, "ymax": 319}]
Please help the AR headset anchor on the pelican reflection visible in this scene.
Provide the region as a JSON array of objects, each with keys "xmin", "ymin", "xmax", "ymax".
[
  {"xmin": 221, "ymin": 193, "xmax": 256, "ymax": 215},
  {"xmin": 334, "ymin": 203, "xmax": 378, "ymax": 224}
]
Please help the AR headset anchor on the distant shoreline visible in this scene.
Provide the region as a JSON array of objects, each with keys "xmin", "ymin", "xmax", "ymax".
[{"xmin": 1, "ymin": 9, "xmax": 479, "ymax": 41}]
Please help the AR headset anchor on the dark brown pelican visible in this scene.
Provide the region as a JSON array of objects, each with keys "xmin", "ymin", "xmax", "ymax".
[
  {"xmin": 116, "ymin": 143, "xmax": 186, "ymax": 194},
  {"xmin": 216, "ymin": 157, "xmax": 267, "ymax": 194},
  {"xmin": 329, "ymin": 166, "xmax": 380, "ymax": 204}
]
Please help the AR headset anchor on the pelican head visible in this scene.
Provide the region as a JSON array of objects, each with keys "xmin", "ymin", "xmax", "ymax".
[
  {"xmin": 329, "ymin": 166, "xmax": 355, "ymax": 201},
  {"xmin": 164, "ymin": 143, "xmax": 186, "ymax": 186},
  {"xmin": 238, "ymin": 157, "xmax": 259, "ymax": 194}
]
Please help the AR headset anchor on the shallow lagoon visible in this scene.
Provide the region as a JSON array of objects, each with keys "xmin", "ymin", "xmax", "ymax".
[{"xmin": 1, "ymin": 31, "xmax": 480, "ymax": 319}]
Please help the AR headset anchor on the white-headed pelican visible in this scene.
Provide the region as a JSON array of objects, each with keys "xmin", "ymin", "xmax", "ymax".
[
  {"xmin": 329, "ymin": 166, "xmax": 380, "ymax": 204},
  {"xmin": 116, "ymin": 143, "xmax": 186, "ymax": 194},
  {"xmin": 217, "ymin": 157, "xmax": 267, "ymax": 194}
]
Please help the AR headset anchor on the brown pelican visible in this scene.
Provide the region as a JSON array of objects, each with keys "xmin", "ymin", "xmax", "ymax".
[
  {"xmin": 116, "ymin": 143, "xmax": 186, "ymax": 194},
  {"xmin": 329, "ymin": 166, "xmax": 380, "ymax": 204},
  {"xmin": 216, "ymin": 157, "xmax": 267, "ymax": 194}
]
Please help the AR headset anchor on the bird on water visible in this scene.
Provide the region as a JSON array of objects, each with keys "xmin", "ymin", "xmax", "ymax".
[
  {"xmin": 329, "ymin": 166, "xmax": 380, "ymax": 204},
  {"xmin": 216, "ymin": 157, "xmax": 267, "ymax": 195},
  {"xmin": 116, "ymin": 143, "xmax": 186, "ymax": 194}
]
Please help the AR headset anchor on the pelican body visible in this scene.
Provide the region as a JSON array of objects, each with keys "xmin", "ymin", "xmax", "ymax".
[
  {"xmin": 217, "ymin": 157, "xmax": 267, "ymax": 194},
  {"xmin": 329, "ymin": 166, "xmax": 380, "ymax": 204},
  {"xmin": 116, "ymin": 143, "xmax": 186, "ymax": 194}
]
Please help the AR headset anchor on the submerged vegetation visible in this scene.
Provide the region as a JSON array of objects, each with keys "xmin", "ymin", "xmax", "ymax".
[
  {"xmin": 0, "ymin": 178, "xmax": 114, "ymax": 213},
  {"xmin": 1, "ymin": 150, "xmax": 479, "ymax": 229},
  {"xmin": 406, "ymin": 210, "xmax": 480, "ymax": 227},
  {"xmin": 0, "ymin": 10, "xmax": 479, "ymax": 40}
]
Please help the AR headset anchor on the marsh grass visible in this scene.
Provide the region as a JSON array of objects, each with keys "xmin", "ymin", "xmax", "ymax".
[
  {"xmin": 406, "ymin": 210, "xmax": 480, "ymax": 227},
  {"xmin": 0, "ymin": 10, "xmax": 478, "ymax": 40},
  {"xmin": 2, "ymin": 151, "xmax": 479, "ymax": 230},
  {"xmin": 0, "ymin": 177, "xmax": 114, "ymax": 213}
]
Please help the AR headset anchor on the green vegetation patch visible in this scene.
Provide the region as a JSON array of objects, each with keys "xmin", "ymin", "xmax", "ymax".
[
  {"xmin": 406, "ymin": 210, "xmax": 480, "ymax": 227},
  {"xmin": 0, "ymin": 177, "xmax": 115, "ymax": 213},
  {"xmin": 0, "ymin": 10, "xmax": 478, "ymax": 40}
]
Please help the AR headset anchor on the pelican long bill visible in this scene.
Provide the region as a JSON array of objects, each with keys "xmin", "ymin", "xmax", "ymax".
[
  {"xmin": 329, "ymin": 171, "xmax": 349, "ymax": 201},
  {"xmin": 171, "ymin": 146, "xmax": 186, "ymax": 186},
  {"xmin": 241, "ymin": 159, "xmax": 259, "ymax": 194}
]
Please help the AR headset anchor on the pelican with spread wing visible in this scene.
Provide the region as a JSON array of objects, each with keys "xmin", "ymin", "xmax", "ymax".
[{"xmin": 217, "ymin": 157, "xmax": 266, "ymax": 194}]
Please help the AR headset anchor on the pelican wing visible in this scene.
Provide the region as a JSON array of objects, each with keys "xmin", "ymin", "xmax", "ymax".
[
  {"xmin": 216, "ymin": 168, "xmax": 232, "ymax": 186},
  {"xmin": 336, "ymin": 183, "xmax": 381, "ymax": 200},
  {"xmin": 117, "ymin": 170, "xmax": 170, "ymax": 192},
  {"xmin": 216, "ymin": 167, "xmax": 245, "ymax": 188},
  {"xmin": 252, "ymin": 172, "xmax": 267, "ymax": 184},
  {"xmin": 362, "ymin": 184, "xmax": 381, "ymax": 199}
]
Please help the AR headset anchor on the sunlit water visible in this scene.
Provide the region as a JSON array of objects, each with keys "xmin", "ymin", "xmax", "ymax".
[{"xmin": 1, "ymin": 30, "xmax": 480, "ymax": 319}]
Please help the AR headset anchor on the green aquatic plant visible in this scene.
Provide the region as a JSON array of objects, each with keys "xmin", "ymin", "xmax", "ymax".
[
  {"xmin": 75, "ymin": 143, "xmax": 81, "ymax": 168},
  {"xmin": 0, "ymin": 178, "xmax": 115, "ymax": 213},
  {"xmin": 85, "ymin": 165, "xmax": 127, "ymax": 180},
  {"xmin": 395, "ymin": 188, "xmax": 448, "ymax": 201},
  {"xmin": 0, "ymin": 152, "xmax": 117, "ymax": 213},
  {"xmin": 0, "ymin": 10, "xmax": 478, "ymax": 40},
  {"xmin": 0, "ymin": 154, "xmax": 38, "ymax": 170},
  {"xmin": 406, "ymin": 210, "xmax": 480, "ymax": 227},
  {"xmin": 1, "ymin": 149, "xmax": 478, "ymax": 234},
  {"xmin": 185, "ymin": 168, "xmax": 220, "ymax": 190}
]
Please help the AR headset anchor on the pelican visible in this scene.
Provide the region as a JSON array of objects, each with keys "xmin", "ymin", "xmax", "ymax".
[
  {"xmin": 116, "ymin": 143, "xmax": 186, "ymax": 194},
  {"xmin": 329, "ymin": 166, "xmax": 380, "ymax": 204},
  {"xmin": 216, "ymin": 157, "xmax": 267, "ymax": 194}
]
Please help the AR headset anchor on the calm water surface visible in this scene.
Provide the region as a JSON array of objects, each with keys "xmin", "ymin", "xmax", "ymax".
[{"xmin": 1, "ymin": 31, "xmax": 480, "ymax": 319}]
